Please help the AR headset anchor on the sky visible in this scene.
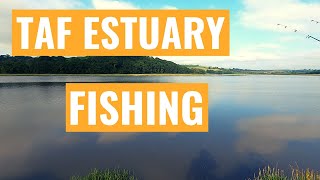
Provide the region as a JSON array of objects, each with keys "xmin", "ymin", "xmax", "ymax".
[{"xmin": 1, "ymin": 0, "xmax": 320, "ymax": 69}]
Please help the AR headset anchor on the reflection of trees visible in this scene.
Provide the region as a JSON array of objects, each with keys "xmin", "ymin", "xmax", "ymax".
[
  {"xmin": 187, "ymin": 150, "xmax": 217, "ymax": 180},
  {"xmin": 186, "ymin": 150, "xmax": 267, "ymax": 180},
  {"xmin": 224, "ymin": 153, "xmax": 266, "ymax": 180}
]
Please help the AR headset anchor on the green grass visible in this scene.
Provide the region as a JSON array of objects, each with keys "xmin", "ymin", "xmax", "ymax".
[
  {"xmin": 250, "ymin": 166, "xmax": 320, "ymax": 180},
  {"xmin": 70, "ymin": 168, "xmax": 138, "ymax": 180},
  {"xmin": 250, "ymin": 166, "xmax": 288, "ymax": 180},
  {"xmin": 71, "ymin": 166, "xmax": 320, "ymax": 180}
]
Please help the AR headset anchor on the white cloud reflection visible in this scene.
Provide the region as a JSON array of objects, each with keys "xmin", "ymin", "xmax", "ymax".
[{"xmin": 236, "ymin": 115, "xmax": 320, "ymax": 154}]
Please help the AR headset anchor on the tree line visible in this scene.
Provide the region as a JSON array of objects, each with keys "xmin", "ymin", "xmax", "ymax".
[{"xmin": 0, "ymin": 55, "xmax": 205, "ymax": 74}]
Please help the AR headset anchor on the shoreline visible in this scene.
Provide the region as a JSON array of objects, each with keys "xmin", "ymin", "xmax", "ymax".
[
  {"xmin": 0, "ymin": 74, "xmax": 240, "ymax": 77},
  {"xmin": 0, "ymin": 74, "xmax": 319, "ymax": 77}
]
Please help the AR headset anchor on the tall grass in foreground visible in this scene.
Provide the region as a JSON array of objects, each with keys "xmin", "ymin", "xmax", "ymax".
[
  {"xmin": 70, "ymin": 168, "xmax": 138, "ymax": 180},
  {"xmin": 250, "ymin": 166, "xmax": 320, "ymax": 180}
]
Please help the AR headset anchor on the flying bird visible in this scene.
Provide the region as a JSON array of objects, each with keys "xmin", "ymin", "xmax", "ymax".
[
  {"xmin": 311, "ymin": 20, "xmax": 319, "ymax": 24},
  {"xmin": 277, "ymin": 23, "xmax": 320, "ymax": 43},
  {"xmin": 306, "ymin": 35, "xmax": 320, "ymax": 42},
  {"xmin": 277, "ymin": 24, "xmax": 297, "ymax": 32},
  {"xmin": 277, "ymin": 24, "xmax": 287, "ymax": 28}
]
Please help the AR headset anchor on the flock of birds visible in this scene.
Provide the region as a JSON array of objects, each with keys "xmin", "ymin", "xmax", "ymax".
[{"xmin": 277, "ymin": 20, "xmax": 320, "ymax": 42}]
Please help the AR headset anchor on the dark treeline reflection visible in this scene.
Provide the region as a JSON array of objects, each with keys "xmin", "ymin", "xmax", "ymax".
[{"xmin": 187, "ymin": 150, "xmax": 218, "ymax": 180}]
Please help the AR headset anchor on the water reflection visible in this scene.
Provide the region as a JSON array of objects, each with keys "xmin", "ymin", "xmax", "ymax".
[
  {"xmin": 187, "ymin": 150, "xmax": 217, "ymax": 180},
  {"xmin": 97, "ymin": 133, "xmax": 139, "ymax": 144},
  {"xmin": 0, "ymin": 76, "xmax": 320, "ymax": 180},
  {"xmin": 0, "ymin": 83, "xmax": 65, "ymax": 179},
  {"xmin": 237, "ymin": 115, "xmax": 320, "ymax": 154}
]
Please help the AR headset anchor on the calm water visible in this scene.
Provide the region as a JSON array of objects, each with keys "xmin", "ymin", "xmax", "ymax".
[{"xmin": 1, "ymin": 75, "xmax": 320, "ymax": 180}]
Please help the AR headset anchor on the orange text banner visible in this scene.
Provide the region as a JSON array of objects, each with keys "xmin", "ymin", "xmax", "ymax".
[
  {"xmin": 12, "ymin": 10, "xmax": 229, "ymax": 56},
  {"xmin": 66, "ymin": 83, "xmax": 208, "ymax": 132}
]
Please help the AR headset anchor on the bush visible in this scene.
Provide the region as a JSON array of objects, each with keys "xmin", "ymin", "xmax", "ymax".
[
  {"xmin": 71, "ymin": 168, "xmax": 138, "ymax": 180},
  {"xmin": 250, "ymin": 166, "xmax": 320, "ymax": 180}
]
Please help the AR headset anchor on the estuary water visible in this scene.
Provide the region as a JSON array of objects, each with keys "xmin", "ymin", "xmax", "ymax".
[{"xmin": 0, "ymin": 75, "xmax": 320, "ymax": 180}]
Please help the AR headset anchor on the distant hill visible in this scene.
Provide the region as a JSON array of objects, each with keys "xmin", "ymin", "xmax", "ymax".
[
  {"xmin": 0, "ymin": 55, "xmax": 205, "ymax": 74},
  {"xmin": 184, "ymin": 65, "xmax": 320, "ymax": 75}
]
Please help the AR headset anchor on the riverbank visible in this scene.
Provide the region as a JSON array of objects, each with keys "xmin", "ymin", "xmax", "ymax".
[
  {"xmin": 0, "ymin": 73, "xmax": 319, "ymax": 77},
  {"xmin": 72, "ymin": 166, "xmax": 320, "ymax": 180},
  {"xmin": 0, "ymin": 73, "xmax": 240, "ymax": 76}
]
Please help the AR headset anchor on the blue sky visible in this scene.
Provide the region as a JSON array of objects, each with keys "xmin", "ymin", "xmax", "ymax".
[
  {"xmin": 1, "ymin": 0, "xmax": 320, "ymax": 69},
  {"xmin": 81, "ymin": 0, "xmax": 242, "ymax": 9}
]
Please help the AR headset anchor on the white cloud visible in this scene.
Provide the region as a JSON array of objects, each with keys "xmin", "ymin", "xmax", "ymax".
[
  {"xmin": 1, "ymin": 0, "xmax": 83, "ymax": 9},
  {"xmin": 92, "ymin": 0, "xmax": 138, "ymax": 9},
  {"xmin": 158, "ymin": 42, "xmax": 320, "ymax": 69},
  {"xmin": 1, "ymin": 0, "xmax": 176, "ymax": 55},
  {"xmin": 215, "ymin": 0, "xmax": 320, "ymax": 69},
  {"xmin": 162, "ymin": 5, "xmax": 178, "ymax": 10},
  {"xmin": 1, "ymin": 0, "xmax": 319, "ymax": 69},
  {"xmin": 0, "ymin": 43, "xmax": 11, "ymax": 55},
  {"xmin": 278, "ymin": 35, "xmax": 304, "ymax": 43},
  {"xmin": 158, "ymin": 42, "xmax": 283, "ymax": 66},
  {"xmin": 0, "ymin": 0, "xmax": 84, "ymax": 54},
  {"xmin": 92, "ymin": 0, "xmax": 176, "ymax": 10},
  {"xmin": 239, "ymin": 0, "xmax": 320, "ymax": 34},
  {"xmin": 157, "ymin": 0, "xmax": 319, "ymax": 69}
]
